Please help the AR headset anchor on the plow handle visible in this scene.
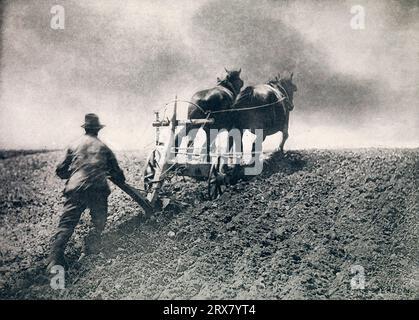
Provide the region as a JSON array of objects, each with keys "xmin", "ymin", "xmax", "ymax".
[{"xmin": 110, "ymin": 178, "xmax": 154, "ymax": 216}]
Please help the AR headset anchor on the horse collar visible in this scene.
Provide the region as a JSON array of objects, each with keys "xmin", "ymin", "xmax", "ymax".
[
  {"xmin": 217, "ymin": 83, "xmax": 235, "ymax": 101},
  {"xmin": 265, "ymin": 83, "xmax": 285, "ymax": 103},
  {"xmin": 276, "ymin": 82, "xmax": 290, "ymax": 102}
]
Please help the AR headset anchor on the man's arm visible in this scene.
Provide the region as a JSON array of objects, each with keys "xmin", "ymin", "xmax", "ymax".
[
  {"xmin": 56, "ymin": 148, "xmax": 73, "ymax": 179},
  {"xmin": 106, "ymin": 149, "xmax": 126, "ymax": 183}
]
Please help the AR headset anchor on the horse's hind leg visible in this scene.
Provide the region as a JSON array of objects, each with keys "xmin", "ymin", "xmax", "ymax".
[
  {"xmin": 226, "ymin": 128, "xmax": 243, "ymax": 165},
  {"xmin": 205, "ymin": 127, "xmax": 218, "ymax": 163},
  {"xmin": 250, "ymin": 129, "xmax": 263, "ymax": 163},
  {"xmin": 279, "ymin": 128, "xmax": 289, "ymax": 153},
  {"xmin": 174, "ymin": 124, "xmax": 189, "ymax": 157},
  {"xmin": 248, "ymin": 129, "xmax": 255, "ymax": 164},
  {"xmin": 186, "ymin": 125, "xmax": 199, "ymax": 161},
  {"xmin": 237, "ymin": 130, "xmax": 244, "ymax": 164},
  {"xmin": 174, "ymin": 124, "xmax": 199, "ymax": 160},
  {"xmin": 249, "ymin": 129, "xmax": 266, "ymax": 164},
  {"xmin": 174, "ymin": 132, "xmax": 181, "ymax": 157}
]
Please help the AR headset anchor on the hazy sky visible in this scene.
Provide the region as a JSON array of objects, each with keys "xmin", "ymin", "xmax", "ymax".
[{"xmin": 1, "ymin": 0, "xmax": 418, "ymax": 149}]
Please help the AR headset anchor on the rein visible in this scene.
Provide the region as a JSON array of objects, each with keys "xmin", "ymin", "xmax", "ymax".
[{"xmin": 210, "ymin": 100, "xmax": 281, "ymax": 114}]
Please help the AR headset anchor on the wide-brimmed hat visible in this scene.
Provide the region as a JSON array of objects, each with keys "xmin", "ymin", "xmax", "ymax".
[{"xmin": 81, "ymin": 113, "xmax": 105, "ymax": 129}]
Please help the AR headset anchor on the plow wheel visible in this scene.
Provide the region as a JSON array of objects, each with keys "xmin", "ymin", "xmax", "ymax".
[
  {"xmin": 208, "ymin": 156, "xmax": 227, "ymax": 200},
  {"xmin": 143, "ymin": 149, "xmax": 160, "ymax": 192}
]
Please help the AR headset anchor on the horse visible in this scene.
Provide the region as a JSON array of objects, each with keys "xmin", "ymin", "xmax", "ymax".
[
  {"xmin": 174, "ymin": 68, "xmax": 244, "ymax": 161},
  {"xmin": 232, "ymin": 71, "xmax": 297, "ymax": 155}
]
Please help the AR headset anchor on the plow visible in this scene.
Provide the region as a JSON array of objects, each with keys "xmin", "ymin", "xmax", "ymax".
[{"xmin": 114, "ymin": 97, "xmax": 261, "ymax": 216}]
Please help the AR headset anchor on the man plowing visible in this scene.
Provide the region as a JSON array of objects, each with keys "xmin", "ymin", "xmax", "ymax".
[{"xmin": 46, "ymin": 113, "xmax": 126, "ymax": 272}]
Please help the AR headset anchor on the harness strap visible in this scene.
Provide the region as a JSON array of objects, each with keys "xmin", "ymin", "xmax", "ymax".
[
  {"xmin": 263, "ymin": 84, "xmax": 286, "ymax": 103},
  {"xmin": 276, "ymin": 83, "xmax": 293, "ymax": 111},
  {"xmin": 271, "ymin": 83, "xmax": 289, "ymax": 116},
  {"xmin": 216, "ymin": 85, "xmax": 235, "ymax": 103},
  {"xmin": 164, "ymin": 81, "xmax": 290, "ymax": 117}
]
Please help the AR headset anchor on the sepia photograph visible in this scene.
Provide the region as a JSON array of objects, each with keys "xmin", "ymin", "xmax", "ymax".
[{"xmin": 0, "ymin": 0, "xmax": 418, "ymax": 305}]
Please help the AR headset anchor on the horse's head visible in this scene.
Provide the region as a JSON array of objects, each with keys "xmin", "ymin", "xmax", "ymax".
[
  {"xmin": 220, "ymin": 68, "xmax": 244, "ymax": 95},
  {"xmin": 275, "ymin": 71, "xmax": 297, "ymax": 111}
]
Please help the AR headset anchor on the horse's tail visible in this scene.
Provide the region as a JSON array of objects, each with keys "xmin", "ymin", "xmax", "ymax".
[{"xmin": 234, "ymin": 86, "xmax": 254, "ymax": 108}]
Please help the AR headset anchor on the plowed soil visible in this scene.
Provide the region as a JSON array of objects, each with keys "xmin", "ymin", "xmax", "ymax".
[{"xmin": 0, "ymin": 149, "xmax": 418, "ymax": 299}]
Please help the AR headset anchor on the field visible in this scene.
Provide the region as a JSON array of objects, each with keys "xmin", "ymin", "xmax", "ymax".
[{"xmin": 0, "ymin": 148, "xmax": 418, "ymax": 299}]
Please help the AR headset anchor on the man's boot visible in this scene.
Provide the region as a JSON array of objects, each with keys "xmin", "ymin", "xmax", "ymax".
[
  {"xmin": 83, "ymin": 230, "xmax": 103, "ymax": 255},
  {"xmin": 46, "ymin": 250, "xmax": 68, "ymax": 273}
]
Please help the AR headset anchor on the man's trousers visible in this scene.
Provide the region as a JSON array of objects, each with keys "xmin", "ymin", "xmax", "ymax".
[{"xmin": 49, "ymin": 189, "xmax": 109, "ymax": 262}]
